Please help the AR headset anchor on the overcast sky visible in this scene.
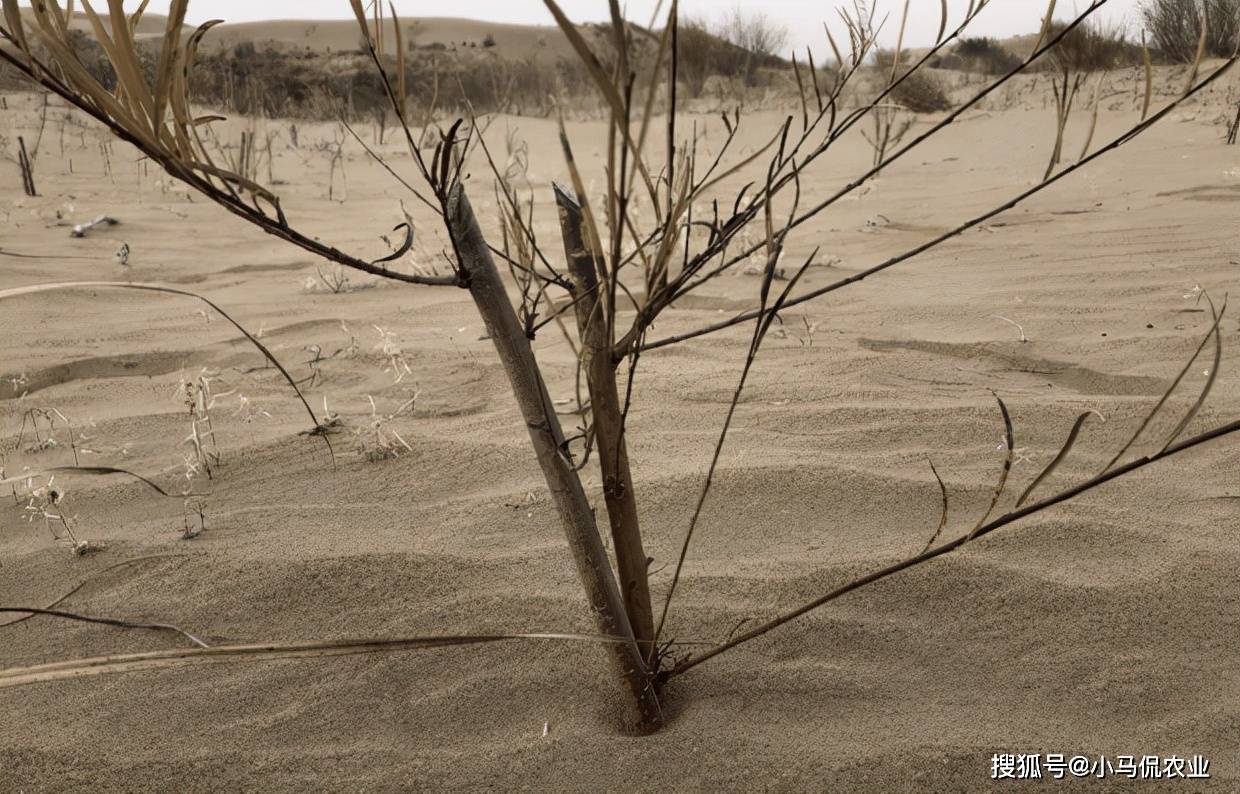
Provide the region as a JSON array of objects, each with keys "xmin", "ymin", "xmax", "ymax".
[{"xmin": 40, "ymin": 1, "xmax": 1146, "ymax": 55}]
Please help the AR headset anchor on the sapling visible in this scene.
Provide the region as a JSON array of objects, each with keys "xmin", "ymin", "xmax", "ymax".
[
  {"xmin": 17, "ymin": 407, "xmax": 80, "ymax": 465},
  {"xmin": 798, "ymin": 316, "xmax": 821, "ymax": 347},
  {"xmin": 353, "ymin": 393, "xmax": 418, "ymax": 462},
  {"xmin": 181, "ymin": 497, "xmax": 207, "ymax": 539},
  {"xmin": 317, "ymin": 126, "xmax": 348, "ymax": 201},
  {"xmin": 231, "ymin": 394, "xmax": 271, "ymax": 424},
  {"xmin": 312, "ymin": 264, "xmax": 352, "ymax": 294},
  {"xmin": 175, "ymin": 369, "xmax": 222, "ymax": 481},
  {"xmin": 300, "ymin": 345, "xmax": 326, "ymax": 388},
  {"xmin": 2, "ymin": 0, "xmax": 1238, "ymax": 735},
  {"xmin": 22, "ymin": 476, "xmax": 101, "ymax": 555},
  {"xmin": 373, "ymin": 325, "xmax": 413, "ymax": 384}
]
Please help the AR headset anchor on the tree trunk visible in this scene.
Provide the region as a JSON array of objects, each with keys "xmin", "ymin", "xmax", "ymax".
[
  {"xmin": 553, "ymin": 183, "xmax": 657, "ymax": 664},
  {"xmin": 446, "ymin": 184, "xmax": 662, "ymax": 731}
]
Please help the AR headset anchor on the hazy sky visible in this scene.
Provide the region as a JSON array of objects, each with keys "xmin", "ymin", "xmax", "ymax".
[{"xmin": 38, "ymin": 1, "xmax": 1147, "ymax": 55}]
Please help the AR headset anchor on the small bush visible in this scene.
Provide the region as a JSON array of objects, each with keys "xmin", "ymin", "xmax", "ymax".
[
  {"xmin": 182, "ymin": 45, "xmax": 584, "ymax": 119},
  {"xmin": 1040, "ymin": 19, "xmax": 1144, "ymax": 71},
  {"xmin": 894, "ymin": 70, "xmax": 951, "ymax": 112},
  {"xmin": 953, "ymin": 37, "xmax": 1024, "ymax": 74},
  {"xmin": 67, "ymin": 28, "xmax": 117, "ymax": 90},
  {"xmin": 1141, "ymin": 0, "xmax": 1240, "ymax": 62},
  {"xmin": 875, "ymin": 51, "xmax": 953, "ymax": 113},
  {"xmin": 677, "ymin": 11, "xmax": 788, "ymax": 94},
  {"xmin": 676, "ymin": 18, "xmax": 720, "ymax": 97},
  {"xmin": 926, "ymin": 51, "xmax": 965, "ymax": 70},
  {"xmin": 482, "ymin": 34, "xmax": 496, "ymax": 48}
]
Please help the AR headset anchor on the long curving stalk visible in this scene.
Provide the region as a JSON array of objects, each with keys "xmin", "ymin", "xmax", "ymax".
[{"xmin": 446, "ymin": 185, "xmax": 662, "ymax": 731}]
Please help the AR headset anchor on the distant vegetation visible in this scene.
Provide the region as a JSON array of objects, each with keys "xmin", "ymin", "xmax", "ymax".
[
  {"xmin": 936, "ymin": 37, "xmax": 1024, "ymax": 74},
  {"xmin": 191, "ymin": 46, "xmax": 583, "ymax": 119},
  {"xmin": 1041, "ymin": 19, "xmax": 1145, "ymax": 71},
  {"xmin": 874, "ymin": 50, "xmax": 952, "ymax": 112},
  {"xmin": 44, "ymin": 15, "xmax": 787, "ymax": 120},
  {"xmin": 648, "ymin": 10, "xmax": 791, "ymax": 97},
  {"xmin": 935, "ymin": 20, "xmax": 1144, "ymax": 76},
  {"xmin": 1141, "ymin": 0, "xmax": 1240, "ymax": 62},
  {"xmin": 13, "ymin": 4, "xmax": 1240, "ymax": 121},
  {"xmin": 172, "ymin": 13, "xmax": 797, "ymax": 119}
]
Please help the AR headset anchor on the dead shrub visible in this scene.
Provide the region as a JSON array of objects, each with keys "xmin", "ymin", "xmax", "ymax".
[
  {"xmin": 677, "ymin": 11, "xmax": 788, "ymax": 95},
  {"xmin": 952, "ymin": 37, "xmax": 1024, "ymax": 74},
  {"xmin": 1141, "ymin": 0, "xmax": 1240, "ymax": 62},
  {"xmin": 1038, "ymin": 18, "xmax": 1144, "ymax": 71},
  {"xmin": 876, "ymin": 50, "xmax": 952, "ymax": 112}
]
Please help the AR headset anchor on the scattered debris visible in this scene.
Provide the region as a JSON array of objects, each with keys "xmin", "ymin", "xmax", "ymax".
[
  {"xmin": 992, "ymin": 315, "xmax": 1029, "ymax": 343},
  {"xmin": 71, "ymin": 539, "xmax": 107, "ymax": 556},
  {"xmin": 70, "ymin": 215, "xmax": 120, "ymax": 238}
]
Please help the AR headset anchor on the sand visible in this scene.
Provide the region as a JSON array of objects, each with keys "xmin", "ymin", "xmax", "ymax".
[
  {"xmin": 14, "ymin": 8, "xmax": 578, "ymax": 61},
  {"xmin": 1, "ymin": 59, "xmax": 1239, "ymax": 791}
]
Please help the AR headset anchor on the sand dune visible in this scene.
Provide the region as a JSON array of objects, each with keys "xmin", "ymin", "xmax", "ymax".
[
  {"xmin": 14, "ymin": 9, "xmax": 575, "ymax": 61},
  {"xmin": 16, "ymin": 8, "xmax": 172, "ymax": 36},
  {"xmin": 1, "ymin": 58, "xmax": 1239, "ymax": 791},
  {"xmin": 199, "ymin": 17, "xmax": 574, "ymax": 61}
]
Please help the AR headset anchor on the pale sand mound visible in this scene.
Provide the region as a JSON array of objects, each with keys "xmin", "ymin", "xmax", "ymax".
[
  {"xmin": 1, "ymin": 79, "xmax": 1239, "ymax": 791},
  {"xmin": 197, "ymin": 17, "xmax": 575, "ymax": 61}
]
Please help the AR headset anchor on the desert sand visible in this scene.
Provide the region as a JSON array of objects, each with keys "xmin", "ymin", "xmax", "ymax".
[
  {"xmin": 14, "ymin": 8, "xmax": 578, "ymax": 60},
  {"xmin": 2, "ymin": 53, "xmax": 1240, "ymax": 791}
]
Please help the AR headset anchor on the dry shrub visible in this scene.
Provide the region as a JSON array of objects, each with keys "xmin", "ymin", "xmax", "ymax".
[
  {"xmin": 1142, "ymin": 0, "xmax": 1240, "ymax": 62},
  {"xmin": 951, "ymin": 37, "xmax": 1024, "ymax": 74},
  {"xmin": 187, "ymin": 47, "xmax": 574, "ymax": 119},
  {"xmin": 893, "ymin": 69, "xmax": 952, "ymax": 112},
  {"xmin": 65, "ymin": 29, "xmax": 115, "ymax": 90},
  {"xmin": 1039, "ymin": 18, "xmax": 1144, "ymax": 71},
  {"xmin": 875, "ymin": 50, "xmax": 952, "ymax": 113},
  {"xmin": 718, "ymin": 8, "xmax": 788, "ymax": 81},
  {"xmin": 677, "ymin": 11, "xmax": 788, "ymax": 95},
  {"xmin": 675, "ymin": 18, "xmax": 720, "ymax": 96},
  {"xmin": 4, "ymin": 0, "xmax": 1239, "ymax": 735}
]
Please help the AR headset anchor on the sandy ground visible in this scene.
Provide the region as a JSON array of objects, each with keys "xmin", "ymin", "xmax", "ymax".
[{"xmin": 2, "ymin": 62, "xmax": 1240, "ymax": 791}]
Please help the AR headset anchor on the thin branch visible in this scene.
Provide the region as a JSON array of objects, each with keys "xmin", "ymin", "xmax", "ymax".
[
  {"xmin": 654, "ymin": 248, "xmax": 817, "ymax": 648},
  {"xmin": 0, "ymin": 607, "xmax": 208, "ymax": 648},
  {"xmin": 0, "ymin": 554, "xmax": 191, "ymax": 629},
  {"xmin": 0, "ymin": 282, "xmax": 333, "ymax": 460},
  {"xmin": 640, "ymin": 55, "xmax": 1238, "ymax": 352},
  {"xmin": 669, "ymin": 411, "xmax": 1240, "ymax": 678}
]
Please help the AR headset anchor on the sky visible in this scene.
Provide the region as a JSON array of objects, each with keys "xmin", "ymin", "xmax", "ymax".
[{"xmin": 30, "ymin": 1, "xmax": 1147, "ymax": 55}]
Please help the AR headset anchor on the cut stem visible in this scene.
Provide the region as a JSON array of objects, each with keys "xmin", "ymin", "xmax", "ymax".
[
  {"xmin": 447, "ymin": 184, "xmax": 661, "ymax": 731},
  {"xmin": 555, "ymin": 183, "xmax": 657, "ymax": 664}
]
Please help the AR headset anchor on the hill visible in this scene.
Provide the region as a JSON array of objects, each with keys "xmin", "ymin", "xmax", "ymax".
[
  {"xmin": 14, "ymin": 9, "xmax": 582, "ymax": 62},
  {"xmin": 198, "ymin": 17, "xmax": 576, "ymax": 62}
]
